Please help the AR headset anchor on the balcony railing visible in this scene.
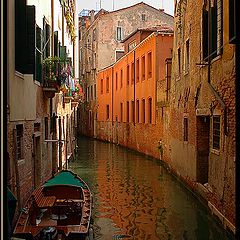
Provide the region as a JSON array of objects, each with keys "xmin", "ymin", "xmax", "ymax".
[{"xmin": 42, "ymin": 56, "xmax": 73, "ymax": 98}]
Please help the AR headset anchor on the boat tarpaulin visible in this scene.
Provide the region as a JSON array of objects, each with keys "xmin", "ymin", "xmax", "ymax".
[{"xmin": 43, "ymin": 170, "xmax": 87, "ymax": 188}]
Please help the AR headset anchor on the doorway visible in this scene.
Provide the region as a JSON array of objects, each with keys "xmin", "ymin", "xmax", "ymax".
[
  {"xmin": 33, "ymin": 136, "xmax": 42, "ymax": 188},
  {"xmin": 196, "ymin": 116, "xmax": 210, "ymax": 184}
]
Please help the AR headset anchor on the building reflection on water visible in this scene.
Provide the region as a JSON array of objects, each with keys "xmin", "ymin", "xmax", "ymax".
[{"xmin": 69, "ymin": 137, "xmax": 234, "ymax": 240}]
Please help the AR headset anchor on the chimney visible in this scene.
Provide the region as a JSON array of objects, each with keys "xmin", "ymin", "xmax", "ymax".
[
  {"xmin": 90, "ymin": 10, "xmax": 95, "ymax": 23},
  {"xmin": 159, "ymin": 9, "xmax": 164, "ymax": 12}
]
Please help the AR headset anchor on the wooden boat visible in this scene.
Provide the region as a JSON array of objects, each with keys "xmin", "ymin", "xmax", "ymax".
[{"xmin": 13, "ymin": 170, "xmax": 93, "ymax": 240}]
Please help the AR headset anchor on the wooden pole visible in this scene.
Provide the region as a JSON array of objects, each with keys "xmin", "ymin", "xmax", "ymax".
[
  {"xmin": 58, "ymin": 117, "xmax": 62, "ymax": 170},
  {"xmin": 13, "ymin": 129, "xmax": 21, "ymax": 211},
  {"xmin": 65, "ymin": 115, "xmax": 68, "ymax": 169}
]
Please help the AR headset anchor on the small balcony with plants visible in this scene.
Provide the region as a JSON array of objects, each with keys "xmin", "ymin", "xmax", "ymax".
[{"xmin": 42, "ymin": 56, "xmax": 73, "ymax": 98}]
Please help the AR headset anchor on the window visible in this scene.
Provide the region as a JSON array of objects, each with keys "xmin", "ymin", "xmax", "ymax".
[
  {"xmin": 184, "ymin": 118, "xmax": 188, "ymax": 141},
  {"xmin": 185, "ymin": 39, "xmax": 190, "ymax": 72},
  {"xmin": 212, "ymin": 116, "xmax": 220, "ymax": 150},
  {"xmin": 94, "ymin": 84, "xmax": 96, "ymax": 99},
  {"xmin": 126, "ymin": 101, "xmax": 129, "ymax": 122},
  {"xmin": 142, "ymin": 14, "xmax": 146, "ymax": 21},
  {"xmin": 101, "ymin": 79, "xmax": 103, "ymax": 94},
  {"xmin": 131, "ymin": 62, "xmax": 134, "ymax": 84},
  {"xmin": 91, "ymin": 85, "xmax": 93, "ymax": 100},
  {"xmin": 148, "ymin": 52, "xmax": 152, "ymax": 78},
  {"xmin": 116, "ymin": 50, "xmax": 124, "ymax": 61},
  {"xmin": 115, "ymin": 72, "xmax": 118, "ymax": 90},
  {"xmin": 36, "ymin": 26, "xmax": 43, "ymax": 82},
  {"xmin": 165, "ymin": 58, "xmax": 172, "ymax": 102},
  {"xmin": 142, "ymin": 99, "xmax": 145, "ymax": 123},
  {"xmin": 45, "ymin": 117, "xmax": 48, "ymax": 140},
  {"xmin": 106, "ymin": 105, "xmax": 110, "ymax": 120},
  {"xmin": 120, "ymin": 69, "xmax": 123, "ymax": 88},
  {"xmin": 229, "ymin": 0, "xmax": 236, "ymax": 43},
  {"xmin": 202, "ymin": 0, "xmax": 223, "ymax": 60},
  {"xmin": 87, "ymin": 87, "xmax": 90, "ymax": 102},
  {"xmin": 15, "ymin": 2, "xmax": 36, "ymax": 75},
  {"xmin": 89, "ymin": 111, "xmax": 92, "ymax": 129},
  {"xmin": 142, "ymin": 55, "xmax": 145, "ymax": 81},
  {"xmin": 120, "ymin": 103, "xmax": 123, "ymax": 122},
  {"xmin": 93, "ymin": 28, "xmax": 96, "ymax": 41},
  {"xmin": 128, "ymin": 41, "xmax": 136, "ymax": 51},
  {"xmin": 127, "ymin": 65, "xmax": 130, "ymax": 85},
  {"xmin": 178, "ymin": 48, "xmax": 181, "ymax": 75},
  {"xmin": 131, "ymin": 101, "xmax": 135, "ymax": 123},
  {"xmin": 16, "ymin": 124, "xmax": 23, "ymax": 160},
  {"xmin": 106, "ymin": 77, "xmax": 109, "ymax": 93},
  {"xmin": 136, "ymin": 100, "xmax": 139, "ymax": 123},
  {"xmin": 148, "ymin": 98, "xmax": 152, "ymax": 124},
  {"xmin": 136, "ymin": 59, "xmax": 139, "ymax": 82},
  {"xmin": 116, "ymin": 27, "xmax": 124, "ymax": 41},
  {"xmin": 202, "ymin": 7, "xmax": 208, "ymax": 60}
]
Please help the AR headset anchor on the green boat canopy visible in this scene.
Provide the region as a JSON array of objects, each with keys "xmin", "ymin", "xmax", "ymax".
[{"xmin": 43, "ymin": 170, "xmax": 86, "ymax": 188}]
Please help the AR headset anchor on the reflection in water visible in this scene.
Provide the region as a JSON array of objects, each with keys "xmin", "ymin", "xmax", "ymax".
[{"xmin": 69, "ymin": 137, "xmax": 234, "ymax": 240}]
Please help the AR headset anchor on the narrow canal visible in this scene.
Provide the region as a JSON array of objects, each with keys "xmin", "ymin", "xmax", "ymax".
[{"xmin": 69, "ymin": 136, "xmax": 234, "ymax": 240}]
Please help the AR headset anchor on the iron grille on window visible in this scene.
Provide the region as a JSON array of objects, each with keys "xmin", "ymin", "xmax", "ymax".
[
  {"xmin": 213, "ymin": 116, "xmax": 220, "ymax": 150},
  {"xmin": 16, "ymin": 125, "xmax": 23, "ymax": 160}
]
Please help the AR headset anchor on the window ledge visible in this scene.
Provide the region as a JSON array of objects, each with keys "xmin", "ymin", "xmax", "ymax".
[
  {"xmin": 211, "ymin": 148, "xmax": 220, "ymax": 155},
  {"xmin": 176, "ymin": 76, "xmax": 181, "ymax": 82},
  {"xmin": 211, "ymin": 54, "xmax": 222, "ymax": 64},
  {"xmin": 34, "ymin": 80, "xmax": 41, "ymax": 86},
  {"xmin": 183, "ymin": 141, "xmax": 188, "ymax": 145},
  {"xmin": 184, "ymin": 70, "xmax": 189, "ymax": 76},
  {"xmin": 15, "ymin": 71, "xmax": 24, "ymax": 79}
]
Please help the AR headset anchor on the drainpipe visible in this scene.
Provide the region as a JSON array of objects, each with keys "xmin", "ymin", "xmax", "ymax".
[
  {"xmin": 133, "ymin": 50, "xmax": 136, "ymax": 125},
  {"xmin": 207, "ymin": 3, "xmax": 228, "ymax": 135},
  {"xmin": 112, "ymin": 66, "xmax": 114, "ymax": 125},
  {"xmin": 58, "ymin": 117, "xmax": 62, "ymax": 170}
]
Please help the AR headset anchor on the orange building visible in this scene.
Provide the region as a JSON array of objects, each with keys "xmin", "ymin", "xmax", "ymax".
[{"xmin": 97, "ymin": 28, "xmax": 173, "ymax": 157}]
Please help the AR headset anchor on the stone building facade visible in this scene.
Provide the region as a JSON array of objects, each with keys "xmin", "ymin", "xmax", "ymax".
[
  {"xmin": 169, "ymin": 0, "xmax": 236, "ymax": 232},
  {"xmin": 78, "ymin": 3, "xmax": 174, "ymax": 137}
]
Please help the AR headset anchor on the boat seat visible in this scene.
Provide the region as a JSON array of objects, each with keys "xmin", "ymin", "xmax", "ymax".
[{"xmin": 33, "ymin": 187, "xmax": 56, "ymax": 208}]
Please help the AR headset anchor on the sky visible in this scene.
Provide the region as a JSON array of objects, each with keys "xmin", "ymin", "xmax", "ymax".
[{"xmin": 77, "ymin": 0, "xmax": 174, "ymax": 16}]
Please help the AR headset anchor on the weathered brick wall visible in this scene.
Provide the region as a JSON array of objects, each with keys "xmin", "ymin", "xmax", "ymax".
[
  {"xmin": 169, "ymin": 0, "xmax": 236, "ymax": 229},
  {"xmin": 7, "ymin": 85, "xmax": 53, "ymax": 214}
]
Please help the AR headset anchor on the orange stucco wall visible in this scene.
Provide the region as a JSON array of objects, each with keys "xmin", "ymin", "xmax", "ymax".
[{"xmin": 97, "ymin": 33, "xmax": 173, "ymax": 127}]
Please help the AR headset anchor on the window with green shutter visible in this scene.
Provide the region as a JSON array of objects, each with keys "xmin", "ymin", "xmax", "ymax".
[
  {"xmin": 36, "ymin": 26, "xmax": 43, "ymax": 82},
  {"xmin": 26, "ymin": 5, "xmax": 36, "ymax": 76},
  {"xmin": 15, "ymin": 0, "xmax": 26, "ymax": 73}
]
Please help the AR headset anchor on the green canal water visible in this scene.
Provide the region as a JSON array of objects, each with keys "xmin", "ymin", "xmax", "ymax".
[{"xmin": 69, "ymin": 136, "xmax": 235, "ymax": 240}]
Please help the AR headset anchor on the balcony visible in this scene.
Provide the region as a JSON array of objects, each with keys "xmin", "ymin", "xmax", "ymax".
[{"xmin": 42, "ymin": 57, "xmax": 73, "ymax": 98}]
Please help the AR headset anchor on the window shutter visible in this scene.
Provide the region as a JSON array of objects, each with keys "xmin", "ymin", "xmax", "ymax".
[
  {"xmin": 26, "ymin": 5, "xmax": 36, "ymax": 76},
  {"xmin": 46, "ymin": 24, "xmax": 51, "ymax": 57},
  {"xmin": 210, "ymin": 4, "xmax": 217, "ymax": 59},
  {"xmin": 60, "ymin": 46, "xmax": 67, "ymax": 60},
  {"xmin": 216, "ymin": 0, "xmax": 222, "ymax": 55},
  {"xmin": 15, "ymin": 0, "xmax": 26, "ymax": 73},
  {"xmin": 54, "ymin": 31, "xmax": 59, "ymax": 57},
  {"xmin": 229, "ymin": 0, "xmax": 236, "ymax": 43},
  {"xmin": 202, "ymin": 9, "xmax": 208, "ymax": 60},
  {"xmin": 36, "ymin": 26, "xmax": 42, "ymax": 82}
]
